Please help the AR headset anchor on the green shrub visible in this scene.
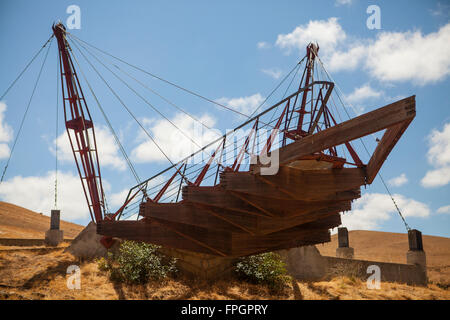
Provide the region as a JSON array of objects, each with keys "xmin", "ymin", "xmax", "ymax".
[
  {"xmin": 234, "ymin": 252, "xmax": 291, "ymax": 290},
  {"xmin": 97, "ymin": 241, "xmax": 177, "ymax": 284}
]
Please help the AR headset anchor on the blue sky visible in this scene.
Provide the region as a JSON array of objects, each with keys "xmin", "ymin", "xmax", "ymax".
[{"xmin": 0, "ymin": 0, "xmax": 449, "ymax": 237}]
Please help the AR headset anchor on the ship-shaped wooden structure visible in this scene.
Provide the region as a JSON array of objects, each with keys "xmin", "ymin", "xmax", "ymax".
[{"xmin": 51, "ymin": 23, "xmax": 416, "ymax": 257}]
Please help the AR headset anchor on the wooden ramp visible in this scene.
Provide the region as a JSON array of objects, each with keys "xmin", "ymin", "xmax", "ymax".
[{"xmin": 98, "ymin": 96, "xmax": 416, "ymax": 257}]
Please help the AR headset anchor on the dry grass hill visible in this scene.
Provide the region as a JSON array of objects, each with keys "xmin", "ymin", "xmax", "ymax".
[
  {"xmin": 0, "ymin": 201, "xmax": 449, "ymax": 300},
  {"xmin": 317, "ymin": 230, "xmax": 450, "ymax": 285},
  {"xmin": 0, "ymin": 201, "xmax": 83, "ymax": 239}
]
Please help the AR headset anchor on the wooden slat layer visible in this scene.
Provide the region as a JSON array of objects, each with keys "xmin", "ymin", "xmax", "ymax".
[{"xmin": 222, "ymin": 167, "xmax": 365, "ymax": 200}]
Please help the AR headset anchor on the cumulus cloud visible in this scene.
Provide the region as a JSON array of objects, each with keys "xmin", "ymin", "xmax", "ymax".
[
  {"xmin": 275, "ymin": 17, "xmax": 346, "ymax": 54},
  {"xmin": 388, "ymin": 173, "xmax": 408, "ymax": 187},
  {"xmin": 364, "ymin": 24, "xmax": 450, "ymax": 85},
  {"xmin": 341, "ymin": 193, "xmax": 430, "ymax": 230},
  {"xmin": 331, "ymin": 23, "xmax": 450, "ymax": 84},
  {"xmin": 421, "ymin": 123, "xmax": 450, "ymax": 188},
  {"xmin": 261, "ymin": 68, "xmax": 282, "ymax": 80},
  {"xmin": 328, "ymin": 45, "xmax": 367, "ymax": 72},
  {"xmin": 216, "ymin": 93, "xmax": 265, "ymax": 117},
  {"xmin": 0, "ymin": 171, "xmax": 90, "ymax": 221},
  {"xmin": 345, "ymin": 84, "xmax": 383, "ymax": 104},
  {"xmin": 0, "ymin": 102, "xmax": 13, "ymax": 159},
  {"xmin": 270, "ymin": 18, "xmax": 450, "ymax": 85},
  {"xmin": 437, "ymin": 205, "xmax": 450, "ymax": 214},
  {"xmin": 52, "ymin": 125, "xmax": 127, "ymax": 171},
  {"xmin": 131, "ymin": 112, "xmax": 220, "ymax": 164}
]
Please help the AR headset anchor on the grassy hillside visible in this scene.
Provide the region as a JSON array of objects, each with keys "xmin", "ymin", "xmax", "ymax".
[
  {"xmin": 317, "ymin": 230, "xmax": 450, "ymax": 285},
  {"xmin": 0, "ymin": 201, "xmax": 84, "ymax": 239}
]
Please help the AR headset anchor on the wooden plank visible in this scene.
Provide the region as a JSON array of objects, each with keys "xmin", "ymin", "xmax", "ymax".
[
  {"xmin": 228, "ymin": 191, "xmax": 275, "ymax": 217},
  {"xmin": 97, "ymin": 220, "xmax": 227, "ymax": 255},
  {"xmin": 256, "ymin": 202, "xmax": 350, "ymax": 233},
  {"xmin": 182, "ymin": 186, "xmax": 268, "ymax": 216},
  {"xmin": 253, "ymin": 96, "xmax": 415, "ymax": 172},
  {"xmin": 366, "ymin": 119, "xmax": 413, "ymax": 184},
  {"xmin": 142, "ymin": 202, "xmax": 257, "ymax": 234},
  {"xmin": 222, "ymin": 170, "xmax": 363, "ymax": 201},
  {"xmin": 231, "ymin": 221, "xmax": 335, "ymax": 256},
  {"xmin": 143, "ymin": 197, "xmax": 350, "ymax": 235}
]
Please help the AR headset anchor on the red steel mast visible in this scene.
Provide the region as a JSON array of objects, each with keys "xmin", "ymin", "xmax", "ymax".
[{"xmin": 53, "ymin": 23, "xmax": 106, "ymax": 223}]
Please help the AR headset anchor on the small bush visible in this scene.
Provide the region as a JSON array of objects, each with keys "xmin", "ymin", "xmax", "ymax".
[
  {"xmin": 97, "ymin": 241, "xmax": 177, "ymax": 284},
  {"xmin": 234, "ymin": 252, "xmax": 291, "ymax": 290}
]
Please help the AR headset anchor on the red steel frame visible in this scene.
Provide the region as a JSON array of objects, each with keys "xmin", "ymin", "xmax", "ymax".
[
  {"xmin": 52, "ymin": 22, "xmax": 364, "ymax": 231},
  {"xmin": 53, "ymin": 23, "xmax": 105, "ymax": 223}
]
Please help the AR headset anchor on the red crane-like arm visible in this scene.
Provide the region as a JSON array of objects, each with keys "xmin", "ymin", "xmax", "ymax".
[{"xmin": 53, "ymin": 23, "xmax": 105, "ymax": 223}]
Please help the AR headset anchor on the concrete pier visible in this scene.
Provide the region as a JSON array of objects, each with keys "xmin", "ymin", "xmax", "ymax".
[
  {"xmin": 406, "ymin": 229, "xmax": 427, "ymax": 277},
  {"xmin": 45, "ymin": 209, "xmax": 64, "ymax": 246},
  {"xmin": 335, "ymin": 227, "xmax": 354, "ymax": 259}
]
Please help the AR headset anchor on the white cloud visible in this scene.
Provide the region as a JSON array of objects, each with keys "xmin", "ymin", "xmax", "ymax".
[
  {"xmin": 217, "ymin": 93, "xmax": 265, "ymax": 117},
  {"xmin": 275, "ymin": 17, "xmax": 346, "ymax": 54},
  {"xmin": 328, "ymin": 45, "xmax": 367, "ymax": 72},
  {"xmin": 345, "ymin": 84, "xmax": 383, "ymax": 104},
  {"xmin": 341, "ymin": 193, "xmax": 430, "ymax": 230},
  {"xmin": 271, "ymin": 19, "xmax": 450, "ymax": 85},
  {"xmin": 437, "ymin": 205, "xmax": 450, "ymax": 214},
  {"xmin": 52, "ymin": 125, "xmax": 126, "ymax": 171},
  {"xmin": 131, "ymin": 112, "xmax": 220, "ymax": 164},
  {"xmin": 331, "ymin": 23, "xmax": 450, "ymax": 84},
  {"xmin": 261, "ymin": 68, "xmax": 282, "ymax": 79},
  {"xmin": 257, "ymin": 41, "xmax": 271, "ymax": 49},
  {"xmin": 335, "ymin": 0, "xmax": 352, "ymax": 6},
  {"xmin": 0, "ymin": 171, "xmax": 90, "ymax": 221},
  {"xmin": 0, "ymin": 102, "xmax": 13, "ymax": 159},
  {"xmin": 421, "ymin": 167, "xmax": 450, "ymax": 188},
  {"xmin": 364, "ymin": 24, "xmax": 450, "ymax": 85},
  {"xmin": 421, "ymin": 122, "xmax": 450, "ymax": 188},
  {"xmin": 388, "ymin": 173, "xmax": 408, "ymax": 187}
]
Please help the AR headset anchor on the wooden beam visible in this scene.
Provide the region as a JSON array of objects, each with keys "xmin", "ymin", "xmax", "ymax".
[
  {"xmin": 253, "ymin": 96, "xmax": 415, "ymax": 172},
  {"xmin": 229, "ymin": 191, "xmax": 275, "ymax": 217},
  {"xmin": 366, "ymin": 118, "xmax": 413, "ymax": 184},
  {"xmin": 222, "ymin": 169, "xmax": 364, "ymax": 201},
  {"xmin": 97, "ymin": 220, "xmax": 227, "ymax": 256},
  {"xmin": 182, "ymin": 186, "xmax": 268, "ymax": 216},
  {"xmin": 141, "ymin": 202, "xmax": 256, "ymax": 234}
]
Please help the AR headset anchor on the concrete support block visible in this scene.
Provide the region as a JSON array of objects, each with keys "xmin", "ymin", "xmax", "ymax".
[
  {"xmin": 336, "ymin": 247, "xmax": 354, "ymax": 259},
  {"xmin": 45, "ymin": 229, "xmax": 64, "ymax": 246},
  {"xmin": 277, "ymin": 245, "xmax": 326, "ymax": 281},
  {"xmin": 159, "ymin": 247, "xmax": 235, "ymax": 280},
  {"xmin": 337, "ymin": 227, "xmax": 349, "ymax": 248},
  {"xmin": 406, "ymin": 250, "xmax": 426, "ymax": 269},
  {"xmin": 50, "ymin": 209, "xmax": 61, "ymax": 230}
]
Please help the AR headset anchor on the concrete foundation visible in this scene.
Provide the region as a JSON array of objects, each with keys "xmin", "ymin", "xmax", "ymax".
[
  {"xmin": 336, "ymin": 227, "xmax": 354, "ymax": 259},
  {"xmin": 406, "ymin": 250, "xmax": 426, "ymax": 269},
  {"xmin": 160, "ymin": 247, "xmax": 236, "ymax": 280},
  {"xmin": 277, "ymin": 245, "xmax": 326, "ymax": 281},
  {"xmin": 336, "ymin": 247, "xmax": 354, "ymax": 259},
  {"xmin": 65, "ymin": 222, "xmax": 119, "ymax": 259},
  {"xmin": 45, "ymin": 209, "xmax": 64, "ymax": 246},
  {"xmin": 44, "ymin": 229, "xmax": 64, "ymax": 246}
]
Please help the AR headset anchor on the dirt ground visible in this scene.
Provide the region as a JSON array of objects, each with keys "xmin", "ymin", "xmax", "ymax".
[{"xmin": 0, "ymin": 248, "xmax": 449, "ymax": 300}]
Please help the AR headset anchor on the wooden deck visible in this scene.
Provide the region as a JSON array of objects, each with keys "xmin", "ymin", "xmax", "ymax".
[{"xmin": 97, "ymin": 96, "xmax": 416, "ymax": 257}]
